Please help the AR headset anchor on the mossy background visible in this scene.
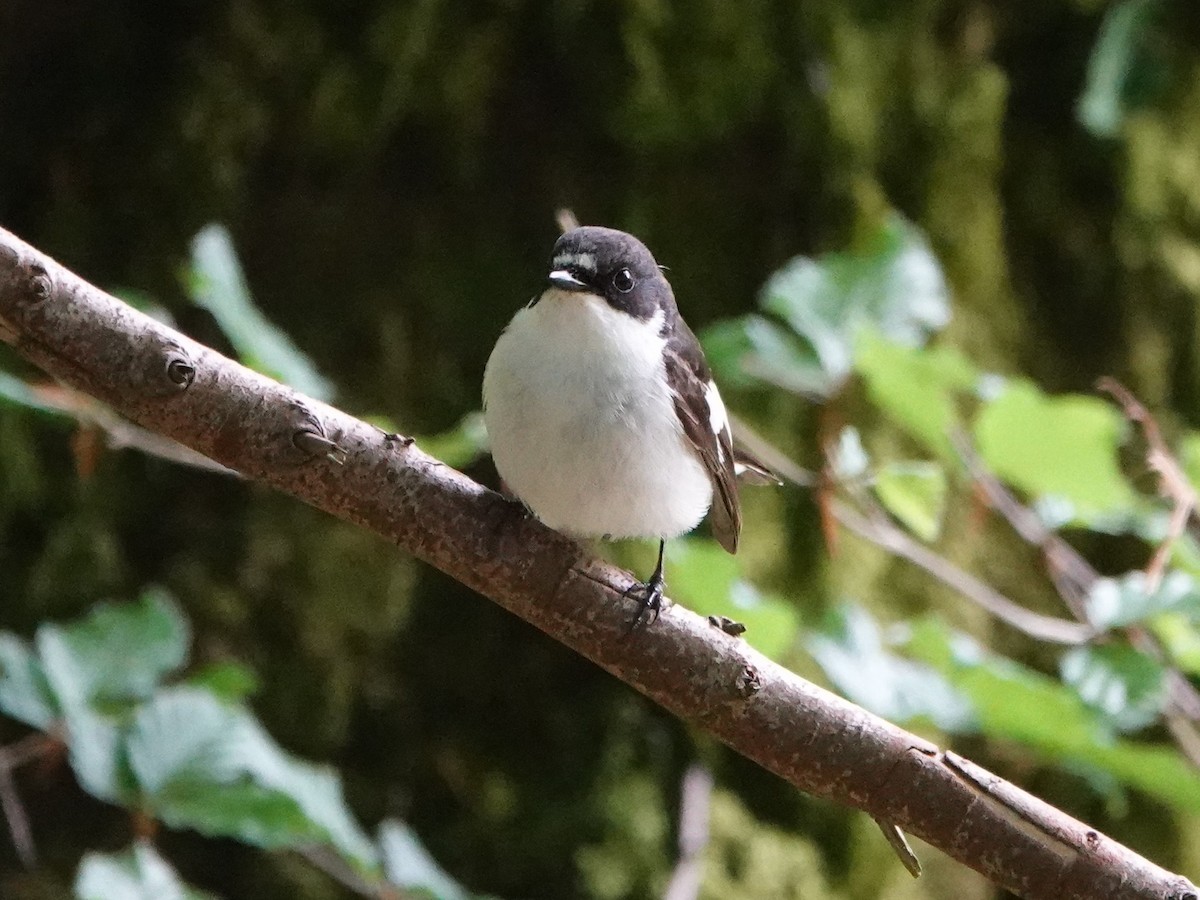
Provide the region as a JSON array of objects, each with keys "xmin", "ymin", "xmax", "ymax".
[{"xmin": 2, "ymin": 1, "xmax": 1200, "ymax": 897}]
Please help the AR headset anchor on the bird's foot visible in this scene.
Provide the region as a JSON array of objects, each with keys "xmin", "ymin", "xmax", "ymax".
[{"xmin": 622, "ymin": 569, "xmax": 666, "ymax": 632}]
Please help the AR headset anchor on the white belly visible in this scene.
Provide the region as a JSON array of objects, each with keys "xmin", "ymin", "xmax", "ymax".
[{"xmin": 482, "ymin": 290, "xmax": 712, "ymax": 540}]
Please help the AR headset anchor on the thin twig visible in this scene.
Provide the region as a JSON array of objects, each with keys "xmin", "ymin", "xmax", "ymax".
[
  {"xmin": 663, "ymin": 764, "xmax": 714, "ymax": 900},
  {"xmin": 16, "ymin": 380, "xmax": 237, "ymax": 476},
  {"xmin": 735, "ymin": 424, "xmax": 1092, "ymax": 640},
  {"xmin": 0, "ymin": 734, "xmax": 55, "ymax": 869},
  {"xmin": 952, "ymin": 432, "xmax": 1096, "ymax": 621},
  {"xmin": 1166, "ymin": 716, "xmax": 1200, "ymax": 770},
  {"xmin": 0, "ymin": 733, "xmax": 54, "ymax": 770},
  {"xmin": 954, "ymin": 428, "xmax": 1200, "ymax": 736},
  {"xmin": 1097, "ymin": 378, "xmax": 1197, "ymax": 593},
  {"xmin": 296, "ymin": 845, "xmax": 398, "ymax": 899},
  {"xmin": 726, "ymin": 413, "xmax": 816, "ymax": 487},
  {"xmin": 0, "ymin": 758, "xmax": 34, "ymax": 868},
  {"xmin": 834, "ymin": 501, "xmax": 1096, "ymax": 645}
]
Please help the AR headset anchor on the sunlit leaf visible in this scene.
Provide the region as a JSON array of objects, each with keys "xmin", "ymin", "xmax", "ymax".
[
  {"xmin": 874, "ymin": 462, "xmax": 947, "ymax": 542},
  {"xmin": 904, "ymin": 618, "xmax": 1200, "ymax": 812},
  {"xmin": 35, "ymin": 589, "xmax": 189, "ymax": 710},
  {"xmin": 974, "ymin": 380, "xmax": 1135, "ymax": 519},
  {"xmin": 127, "ymin": 689, "xmax": 323, "ymax": 848},
  {"xmin": 759, "ymin": 213, "xmax": 950, "ymax": 397},
  {"xmin": 1179, "ymin": 431, "xmax": 1200, "ymax": 494},
  {"xmin": 128, "ymin": 687, "xmax": 377, "ymax": 869},
  {"xmin": 1084, "ymin": 570, "xmax": 1200, "ymax": 630},
  {"xmin": 64, "ymin": 707, "xmax": 135, "ymax": 803},
  {"xmin": 0, "ymin": 633, "xmax": 58, "ymax": 728},
  {"xmin": 1077, "ymin": 0, "xmax": 1169, "ymax": 138},
  {"xmin": 701, "ymin": 315, "xmax": 828, "ymax": 395},
  {"xmin": 154, "ymin": 778, "xmax": 322, "ymax": 850},
  {"xmin": 1150, "ymin": 612, "xmax": 1200, "ymax": 676},
  {"xmin": 665, "ymin": 539, "xmax": 802, "ymax": 661},
  {"xmin": 806, "ymin": 605, "xmax": 974, "ymax": 732},
  {"xmin": 380, "ymin": 819, "xmax": 472, "ymax": 900},
  {"xmin": 186, "ymin": 224, "xmax": 334, "ymax": 401},
  {"xmin": 855, "ymin": 333, "xmax": 977, "ymax": 457},
  {"xmin": 1061, "ymin": 644, "xmax": 1166, "ymax": 733},
  {"xmin": 234, "ymin": 716, "xmax": 379, "ymax": 870},
  {"xmin": 75, "ymin": 841, "xmax": 218, "ymax": 900},
  {"xmin": 184, "ymin": 661, "xmax": 260, "ymax": 702},
  {"xmin": 126, "ymin": 687, "xmax": 246, "ymax": 794}
]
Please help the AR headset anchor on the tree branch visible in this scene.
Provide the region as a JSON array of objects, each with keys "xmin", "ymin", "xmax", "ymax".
[{"xmin": 0, "ymin": 227, "xmax": 1195, "ymax": 900}]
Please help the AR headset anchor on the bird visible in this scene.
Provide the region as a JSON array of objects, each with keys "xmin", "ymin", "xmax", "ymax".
[{"xmin": 482, "ymin": 225, "xmax": 768, "ymax": 627}]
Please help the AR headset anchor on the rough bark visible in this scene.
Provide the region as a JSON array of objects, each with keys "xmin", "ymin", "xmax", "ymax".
[{"xmin": 0, "ymin": 226, "xmax": 1195, "ymax": 900}]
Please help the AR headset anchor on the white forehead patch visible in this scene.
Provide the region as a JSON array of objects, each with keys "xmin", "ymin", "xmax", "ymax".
[{"xmin": 553, "ymin": 251, "xmax": 597, "ymax": 274}]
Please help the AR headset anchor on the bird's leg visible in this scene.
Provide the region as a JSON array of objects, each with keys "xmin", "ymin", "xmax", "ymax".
[{"xmin": 623, "ymin": 539, "xmax": 667, "ymax": 631}]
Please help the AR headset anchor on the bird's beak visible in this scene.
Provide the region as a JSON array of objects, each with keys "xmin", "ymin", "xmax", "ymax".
[{"xmin": 548, "ymin": 269, "xmax": 589, "ymax": 292}]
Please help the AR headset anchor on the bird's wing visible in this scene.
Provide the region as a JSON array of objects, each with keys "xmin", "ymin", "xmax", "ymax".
[
  {"xmin": 733, "ymin": 445, "xmax": 782, "ymax": 485},
  {"xmin": 664, "ymin": 338, "xmax": 741, "ymax": 554}
]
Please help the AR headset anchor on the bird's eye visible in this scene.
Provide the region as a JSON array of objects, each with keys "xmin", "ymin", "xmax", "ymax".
[{"xmin": 613, "ymin": 268, "xmax": 635, "ymax": 293}]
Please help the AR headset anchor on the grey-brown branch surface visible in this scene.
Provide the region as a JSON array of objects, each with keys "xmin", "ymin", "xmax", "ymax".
[{"xmin": 0, "ymin": 226, "xmax": 1195, "ymax": 900}]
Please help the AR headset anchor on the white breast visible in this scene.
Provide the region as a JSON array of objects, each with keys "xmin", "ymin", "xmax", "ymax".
[{"xmin": 482, "ymin": 290, "xmax": 713, "ymax": 541}]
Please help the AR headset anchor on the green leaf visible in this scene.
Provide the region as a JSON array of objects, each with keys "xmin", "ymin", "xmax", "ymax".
[
  {"xmin": 665, "ymin": 539, "xmax": 802, "ymax": 661},
  {"xmin": 700, "ymin": 315, "xmax": 828, "ymax": 395},
  {"xmin": 417, "ymin": 412, "xmax": 490, "ymax": 468},
  {"xmin": 153, "ymin": 778, "xmax": 322, "ymax": 850},
  {"xmin": 127, "ymin": 689, "xmax": 314, "ymax": 849},
  {"xmin": 904, "ymin": 617, "xmax": 1099, "ymax": 743},
  {"xmin": 63, "ymin": 707, "xmax": 135, "ymax": 803},
  {"xmin": 184, "ymin": 661, "xmax": 259, "ymax": 702},
  {"xmin": 1150, "ymin": 612, "xmax": 1200, "ymax": 676},
  {"xmin": 128, "ymin": 688, "xmax": 377, "ymax": 869},
  {"xmin": 874, "ymin": 462, "xmax": 948, "ymax": 542},
  {"xmin": 0, "ymin": 633, "xmax": 59, "ymax": 728},
  {"xmin": 1180, "ymin": 430, "xmax": 1200, "ymax": 494},
  {"xmin": 904, "ymin": 618, "xmax": 1200, "ymax": 812},
  {"xmin": 1077, "ymin": 0, "xmax": 1168, "ymax": 138},
  {"xmin": 234, "ymin": 716, "xmax": 379, "ymax": 869},
  {"xmin": 855, "ymin": 333, "xmax": 977, "ymax": 456},
  {"xmin": 1060, "ymin": 644, "xmax": 1166, "ymax": 732},
  {"xmin": 379, "ymin": 820, "xmax": 470, "ymax": 900},
  {"xmin": 974, "ymin": 380, "xmax": 1136, "ymax": 519},
  {"xmin": 186, "ymin": 224, "xmax": 334, "ymax": 402},
  {"xmin": 1085, "ymin": 571, "xmax": 1200, "ymax": 630},
  {"xmin": 75, "ymin": 841, "xmax": 218, "ymax": 900},
  {"xmin": 805, "ymin": 605, "xmax": 974, "ymax": 732},
  {"xmin": 126, "ymin": 687, "xmax": 246, "ymax": 795},
  {"xmin": 759, "ymin": 213, "xmax": 950, "ymax": 396},
  {"xmin": 35, "ymin": 589, "xmax": 190, "ymax": 711}
]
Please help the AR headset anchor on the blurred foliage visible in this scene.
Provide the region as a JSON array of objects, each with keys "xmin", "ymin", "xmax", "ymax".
[
  {"xmin": 3, "ymin": 0, "xmax": 1200, "ymax": 898},
  {"xmin": 0, "ymin": 594, "xmax": 489, "ymax": 900}
]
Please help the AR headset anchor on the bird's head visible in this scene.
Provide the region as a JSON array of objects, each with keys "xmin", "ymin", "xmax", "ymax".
[{"xmin": 545, "ymin": 226, "xmax": 673, "ymax": 322}]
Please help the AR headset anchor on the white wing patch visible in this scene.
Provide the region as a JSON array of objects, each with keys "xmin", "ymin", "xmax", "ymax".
[{"xmin": 704, "ymin": 379, "xmax": 731, "ymax": 463}]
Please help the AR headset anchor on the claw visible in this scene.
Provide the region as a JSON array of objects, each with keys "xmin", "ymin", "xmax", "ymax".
[
  {"xmin": 623, "ymin": 575, "xmax": 665, "ymax": 631},
  {"xmin": 622, "ymin": 539, "xmax": 667, "ymax": 633}
]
